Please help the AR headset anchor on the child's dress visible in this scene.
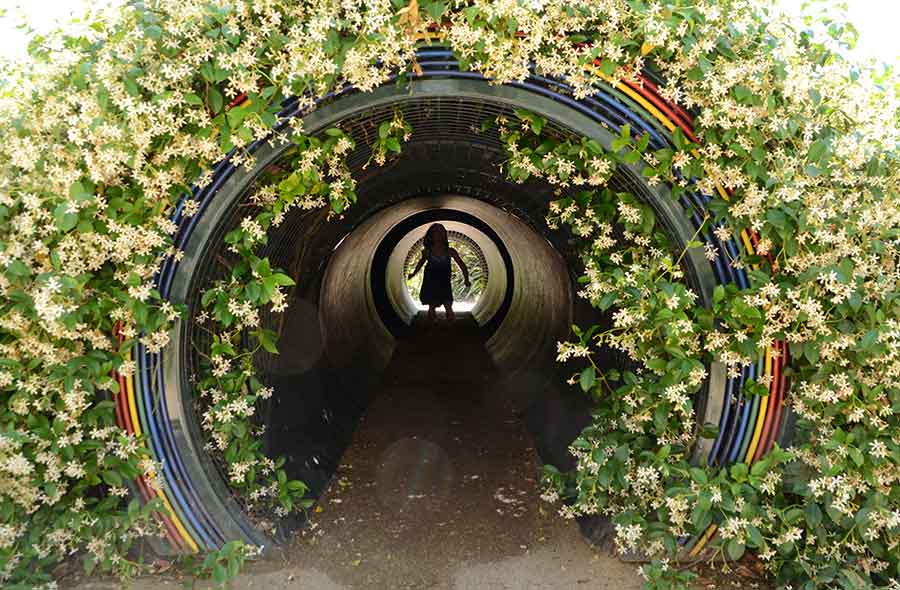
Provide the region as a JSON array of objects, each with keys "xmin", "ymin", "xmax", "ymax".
[{"xmin": 420, "ymin": 252, "xmax": 453, "ymax": 305}]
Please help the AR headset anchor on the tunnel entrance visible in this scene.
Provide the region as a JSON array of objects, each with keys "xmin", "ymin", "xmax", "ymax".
[
  {"xmin": 260, "ymin": 193, "xmax": 603, "ymax": 540},
  {"xmin": 264, "ymin": 187, "xmax": 624, "ymax": 583},
  {"xmin": 163, "ymin": 75, "xmax": 719, "ymax": 555}
]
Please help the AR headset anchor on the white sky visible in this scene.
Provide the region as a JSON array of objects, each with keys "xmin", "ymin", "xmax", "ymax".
[{"xmin": 0, "ymin": 0, "xmax": 899, "ymax": 63}]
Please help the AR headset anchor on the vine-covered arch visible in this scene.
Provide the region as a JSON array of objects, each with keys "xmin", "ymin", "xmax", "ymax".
[
  {"xmin": 3, "ymin": 2, "xmax": 898, "ymax": 589},
  {"xmin": 113, "ymin": 56, "xmax": 790, "ymax": 558}
]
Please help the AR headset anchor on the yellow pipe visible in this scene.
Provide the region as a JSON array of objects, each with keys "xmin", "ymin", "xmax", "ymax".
[
  {"xmin": 125, "ymin": 351, "xmax": 200, "ymax": 553},
  {"xmin": 125, "ymin": 351, "xmax": 142, "ymax": 438},
  {"xmin": 744, "ymin": 348, "xmax": 772, "ymax": 464},
  {"xmin": 689, "ymin": 524, "xmax": 718, "ymax": 557},
  {"xmin": 586, "ymin": 66, "xmax": 678, "ymax": 135}
]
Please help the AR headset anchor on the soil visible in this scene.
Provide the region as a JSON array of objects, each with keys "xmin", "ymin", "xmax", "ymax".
[{"xmin": 66, "ymin": 314, "xmax": 644, "ymax": 589}]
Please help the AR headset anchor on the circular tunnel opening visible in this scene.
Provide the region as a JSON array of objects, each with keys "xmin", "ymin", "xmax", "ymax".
[
  {"xmin": 401, "ymin": 227, "xmax": 490, "ymax": 315},
  {"xmin": 367, "ymin": 203, "xmax": 516, "ymax": 341},
  {"xmin": 166, "ymin": 77, "xmax": 719, "ymax": 555}
]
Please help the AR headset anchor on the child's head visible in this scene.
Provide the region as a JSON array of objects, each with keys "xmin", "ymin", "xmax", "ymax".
[{"xmin": 424, "ymin": 223, "xmax": 448, "ymax": 252}]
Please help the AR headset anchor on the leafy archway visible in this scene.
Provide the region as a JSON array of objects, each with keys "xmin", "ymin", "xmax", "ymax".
[{"xmin": 1, "ymin": 1, "xmax": 899, "ymax": 589}]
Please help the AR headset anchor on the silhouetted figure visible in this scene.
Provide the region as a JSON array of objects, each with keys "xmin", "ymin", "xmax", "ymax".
[{"xmin": 409, "ymin": 223, "xmax": 470, "ymax": 322}]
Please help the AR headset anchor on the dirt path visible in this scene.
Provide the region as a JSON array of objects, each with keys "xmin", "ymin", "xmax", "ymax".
[{"xmin": 71, "ymin": 316, "xmax": 644, "ymax": 590}]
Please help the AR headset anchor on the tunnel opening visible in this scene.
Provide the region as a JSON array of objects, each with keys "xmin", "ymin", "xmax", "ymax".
[
  {"xmin": 401, "ymin": 227, "xmax": 490, "ymax": 314},
  {"xmin": 258, "ymin": 184, "xmax": 617, "ymax": 546},
  {"xmin": 251, "ymin": 190, "xmax": 614, "ymax": 541},
  {"xmin": 168, "ymin": 77, "xmax": 718, "ymax": 548}
]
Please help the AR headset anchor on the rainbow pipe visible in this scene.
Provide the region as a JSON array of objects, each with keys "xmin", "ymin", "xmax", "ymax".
[{"xmin": 113, "ymin": 45, "xmax": 788, "ymax": 554}]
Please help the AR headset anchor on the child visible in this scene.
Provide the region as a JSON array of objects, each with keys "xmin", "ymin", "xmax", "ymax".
[{"xmin": 408, "ymin": 223, "xmax": 470, "ymax": 322}]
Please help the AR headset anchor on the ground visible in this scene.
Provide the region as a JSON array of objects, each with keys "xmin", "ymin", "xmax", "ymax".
[{"xmin": 65, "ymin": 315, "xmax": 762, "ymax": 590}]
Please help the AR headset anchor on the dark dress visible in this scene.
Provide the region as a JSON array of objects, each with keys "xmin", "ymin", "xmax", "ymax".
[{"xmin": 420, "ymin": 252, "xmax": 453, "ymax": 305}]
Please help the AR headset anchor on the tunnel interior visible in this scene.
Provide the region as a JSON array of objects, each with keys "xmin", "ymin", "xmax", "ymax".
[{"xmin": 182, "ymin": 87, "xmax": 670, "ymax": 540}]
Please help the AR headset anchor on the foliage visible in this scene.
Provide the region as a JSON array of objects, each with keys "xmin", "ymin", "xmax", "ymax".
[
  {"xmin": 193, "ymin": 126, "xmax": 359, "ymax": 518},
  {"xmin": 0, "ymin": 0, "xmax": 897, "ymax": 589},
  {"xmin": 189, "ymin": 539, "xmax": 257, "ymax": 589},
  {"xmin": 501, "ymin": 96, "xmax": 900, "ymax": 588},
  {"xmin": 450, "ymin": 240, "xmax": 489, "ymax": 302}
]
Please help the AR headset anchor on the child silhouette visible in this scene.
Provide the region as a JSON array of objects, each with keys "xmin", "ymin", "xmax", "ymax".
[{"xmin": 408, "ymin": 224, "xmax": 470, "ymax": 322}]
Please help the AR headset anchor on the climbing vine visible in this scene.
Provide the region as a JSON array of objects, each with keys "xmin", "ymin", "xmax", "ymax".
[
  {"xmin": 0, "ymin": 1, "xmax": 898, "ymax": 589},
  {"xmin": 193, "ymin": 127, "xmax": 356, "ymax": 520},
  {"xmin": 194, "ymin": 114, "xmax": 411, "ymax": 520}
]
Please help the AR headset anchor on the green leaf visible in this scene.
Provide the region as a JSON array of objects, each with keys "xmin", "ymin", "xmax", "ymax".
[
  {"xmin": 859, "ymin": 329, "xmax": 878, "ymax": 351},
  {"xmin": 579, "ymin": 366, "xmax": 595, "ymax": 392},
  {"xmin": 623, "ymin": 150, "xmax": 641, "ymax": 165},
  {"xmin": 653, "ymin": 403, "xmax": 669, "ymax": 432},
  {"xmin": 256, "ymin": 330, "xmax": 279, "ymax": 354},
  {"xmin": 83, "ymin": 553, "xmax": 97, "ymax": 575},
  {"xmin": 102, "ymin": 470, "xmax": 123, "ymax": 487},
  {"xmin": 733, "ymin": 85, "xmax": 753, "ymax": 103},
  {"xmin": 725, "ymin": 539, "xmax": 746, "ymax": 561},
  {"xmin": 202, "ymin": 289, "xmax": 218, "ymax": 307},
  {"xmin": 731, "ymin": 462, "xmax": 749, "ymax": 482},
  {"xmin": 699, "ymin": 423, "xmax": 719, "ymax": 439},
  {"xmin": 692, "ymin": 504, "xmax": 712, "ymax": 530},
  {"xmin": 423, "ymin": 0, "xmax": 446, "ymax": 21},
  {"xmin": 637, "ymin": 133, "xmax": 650, "ymax": 152},
  {"xmin": 201, "ymin": 62, "xmax": 216, "ymax": 83},
  {"xmin": 713, "ymin": 285, "xmax": 726, "ymax": 304},
  {"xmin": 751, "ymin": 145, "xmax": 766, "ymax": 163},
  {"xmin": 124, "ymin": 76, "xmax": 140, "ymax": 97},
  {"xmin": 69, "ymin": 181, "xmax": 92, "ymax": 201},
  {"xmin": 212, "ymin": 563, "xmax": 228, "ymax": 586},
  {"xmin": 805, "ymin": 502, "xmax": 823, "ymax": 527},
  {"xmin": 808, "ymin": 139, "xmax": 829, "ymax": 163},
  {"xmin": 672, "ymin": 127, "xmax": 686, "ymax": 150},
  {"xmin": 270, "ymin": 273, "xmax": 295, "ymax": 287},
  {"xmin": 6, "ymin": 259, "xmax": 30, "ymax": 278},
  {"xmin": 226, "ymin": 556, "xmax": 240, "ymax": 579},
  {"xmin": 646, "ymin": 358, "xmax": 667, "ymax": 372},
  {"xmin": 746, "ymin": 525, "xmax": 764, "ymax": 548},
  {"xmin": 598, "ymin": 59, "xmax": 616, "ymax": 76},
  {"xmin": 54, "ymin": 204, "xmax": 78, "ymax": 232},
  {"xmin": 208, "ymin": 87, "xmax": 224, "ymax": 114}
]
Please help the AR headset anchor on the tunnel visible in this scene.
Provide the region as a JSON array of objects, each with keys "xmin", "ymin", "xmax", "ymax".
[{"xmin": 114, "ymin": 51, "xmax": 793, "ymax": 555}]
